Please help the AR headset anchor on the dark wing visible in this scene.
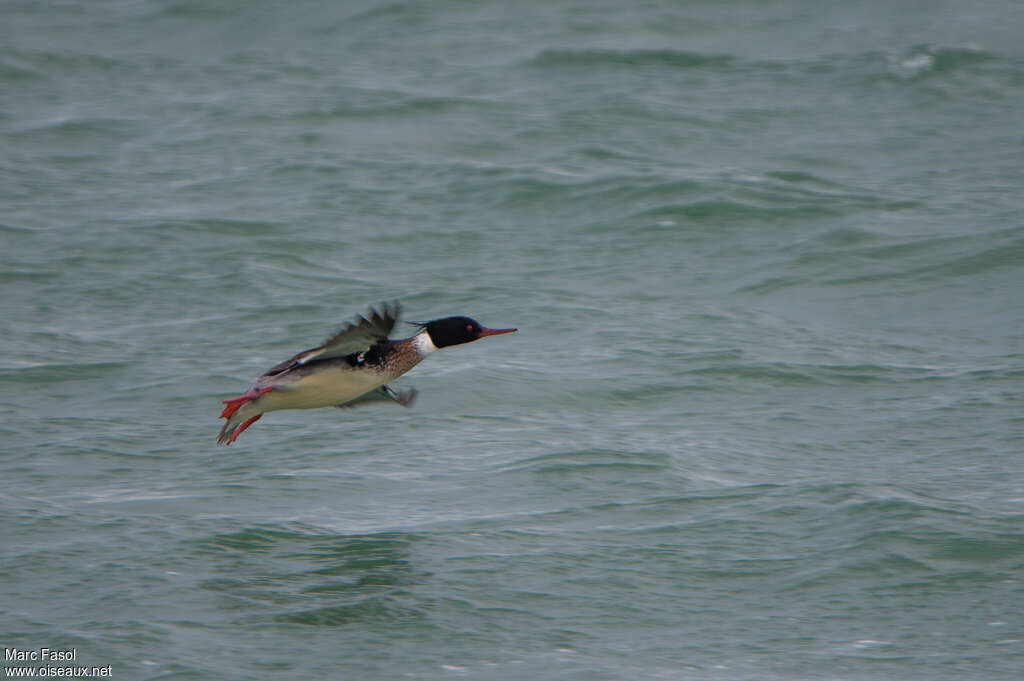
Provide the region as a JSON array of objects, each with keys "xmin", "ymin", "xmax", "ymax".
[
  {"xmin": 261, "ymin": 302, "xmax": 401, "ymax": 377},
  {"xmin": 334, "ymin": 385, "xmax": 417, "ymax": 409}
]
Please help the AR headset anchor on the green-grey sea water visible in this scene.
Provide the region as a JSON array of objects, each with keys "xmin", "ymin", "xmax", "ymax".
[{"xmin": 2, "ymin": 1, "xmax": 1023, "ymax": 679}]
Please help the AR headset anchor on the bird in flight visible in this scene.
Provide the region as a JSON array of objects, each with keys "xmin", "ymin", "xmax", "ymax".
[{"xmin": 217, "ymin": 302, "xmax": 517, "ymax": 445}]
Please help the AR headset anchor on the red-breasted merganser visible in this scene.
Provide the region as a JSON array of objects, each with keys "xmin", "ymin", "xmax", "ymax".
[{"xmin": 217, "ymin": 302, "xmax": 516, "ymax": 445}]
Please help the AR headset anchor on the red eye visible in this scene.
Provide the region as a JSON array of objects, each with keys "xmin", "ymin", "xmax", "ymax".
[{"xmin": 466, "ymin": 324, "xmax": 473, "ymax": 332}]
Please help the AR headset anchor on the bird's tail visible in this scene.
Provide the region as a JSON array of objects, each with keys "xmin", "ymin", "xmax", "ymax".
[{"xmin": 217, "ymin": 387, "xmax": 272, "ymax": 445}]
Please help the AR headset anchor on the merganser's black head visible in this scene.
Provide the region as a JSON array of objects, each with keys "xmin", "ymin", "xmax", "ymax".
[{"xmin": 420, "ymin": 316, "xmax": 517, "ymax": 349}]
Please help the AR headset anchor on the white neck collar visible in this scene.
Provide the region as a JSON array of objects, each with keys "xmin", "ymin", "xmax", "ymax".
[{"xmin": 412, "ymin": 330, "xmax": 438, "ymax": 356}]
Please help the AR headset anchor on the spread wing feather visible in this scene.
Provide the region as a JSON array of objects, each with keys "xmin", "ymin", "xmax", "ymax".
[{"xmin": 261, "ymin": 302, "xmax": 400, "ymax": 377}]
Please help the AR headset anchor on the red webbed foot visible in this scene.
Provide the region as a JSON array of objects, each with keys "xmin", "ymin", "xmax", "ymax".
[{"xmin": 220, "ymin": 386, "xmax": 273, "ymax": 420}]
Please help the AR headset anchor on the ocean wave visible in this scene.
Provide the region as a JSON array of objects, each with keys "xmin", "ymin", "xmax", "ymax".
[
  {"xmin": 193, "ymin": 524, "xmax": 416, "ymax": 563},
  {"xmin": 188, "ymin": 525, "xmax": 427, "ymax": 627},
  {"xmin": 142, "ymin": 218, "xmax": 282, "ymax": 237},
  {"xmin": 0, "ymin": 361, "xmax": 127, "ymax": 382},
  {"xmin": 529, "ymin": 48, "xmax": 734, "ymax": 70},
  {"xmin": 886, "ymin": 44, "xmax": 999, "ymax": 80},
  {"xmin": 8, "ymin": 116, "xmax": 141, "ymax": 143},
  {"xmin": 295, "ymin": 94, "xmax": 499, "ymax": 122},
  {"xmin": 273, "ymin": 595, "xmax": 424, "ymax": 626},
  {"xmin": 528, "ymin": 43, "xmax": 1011, "ymax": 95},
  {"xmin": 499, "ymin": 448, "xmax": 672, "ymax": 476},
  {"xmin": 0, "ymin": 55, "xmax": 44, "ymax": 81},
  {"xmin": 742, "ymin": 224, "xmax": 1024, "ymax": 292}
]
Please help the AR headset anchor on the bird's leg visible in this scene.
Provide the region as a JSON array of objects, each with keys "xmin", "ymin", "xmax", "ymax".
[{"xmin": 220, "ymin": 386, "xmax": 274, "ymax": 419}]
